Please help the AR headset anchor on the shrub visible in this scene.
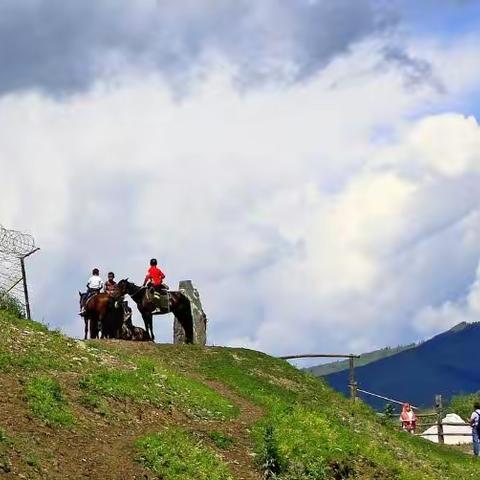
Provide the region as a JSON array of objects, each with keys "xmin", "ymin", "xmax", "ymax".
[
  {"xmin": 449, "ymin": 392, "xmax": 480, "ymax": 421},
  {"xmin": 0, "ymin": 291, "xmax": 24, "ymax": 318},
  {"xmin": 260, "ymin": 424, "xmax": 282, "ymax": 479}
]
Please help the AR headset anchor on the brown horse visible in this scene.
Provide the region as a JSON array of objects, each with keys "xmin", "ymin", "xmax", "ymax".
[
  {"xmin": 116, "ymin": 279, "xmax": 194, "ymax": 342},
  {"xmin": 79, "ymin": 292, "xmax": 122, "ymax": 339}
]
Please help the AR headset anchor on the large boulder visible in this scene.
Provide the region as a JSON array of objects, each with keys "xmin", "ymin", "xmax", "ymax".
[{"xmin": 173, "ymin": 280, "xmax": 207, "ymax": 345}]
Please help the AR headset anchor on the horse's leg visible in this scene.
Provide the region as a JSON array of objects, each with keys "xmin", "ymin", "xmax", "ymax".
[
  {"xmin": 141, "ymin": 313, "xmax": 148, "ymax": 339},
  {"xmin": 99, "ymin": 312, "xmax": 106, "ymax": 339},
  {"xmin": 84, "ymin": 317, "xmax": 88, "ymax": 340},
  {"xmin": 90, "ymin": 315, "xmax": 97, "ymax": 339},
  {"xmin": 148, "ymin": 313, "xmax": 154, "ymax": 341},
  {"xmin": 115, "ymin": 310, "xmax": 123, "ymax": 339},
  {"xmin": 142, "ymin": 312, "xmax": 154, "ymax": 341}
]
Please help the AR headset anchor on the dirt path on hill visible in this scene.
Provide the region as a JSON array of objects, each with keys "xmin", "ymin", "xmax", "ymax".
[
  {"xmin": 0, "ymin": 371, "xmax": 264, "ymax": 480},
  {"xmin": 199, "ymin": 380, "xmax": 264, "ymax": 480}
]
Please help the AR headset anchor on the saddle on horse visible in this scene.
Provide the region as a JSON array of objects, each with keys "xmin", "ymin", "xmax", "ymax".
[
  {"xmin": 79, "ymin": 288, "xmax": 101, "ymax": 315},
  {"xmin": 147, "ymin": 285, "xmax": 170, "ymax": 312}
]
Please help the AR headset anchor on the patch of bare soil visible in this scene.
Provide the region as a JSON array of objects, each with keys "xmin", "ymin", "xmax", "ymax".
[
  {"xmin": 197, "ymin": 380, "xmax": 264, "ymax": 480},
  {"xmin": 0, "ymin": 369, "xmax": 264, "ymax": 480}
]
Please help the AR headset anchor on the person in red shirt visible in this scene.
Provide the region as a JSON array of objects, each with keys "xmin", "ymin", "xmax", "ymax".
[{"xmin": 143, "ymin": 258, "xmax": 167, "ymax": 291}]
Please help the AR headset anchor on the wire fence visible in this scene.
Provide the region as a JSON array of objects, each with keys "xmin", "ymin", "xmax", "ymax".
[
  {"xmin": 282, "ymin": 353, "xmax": 474, "ymax": 446},
  {"xmin": 0, "ymin": 224, "xmax": 39, "ymax": 318}
]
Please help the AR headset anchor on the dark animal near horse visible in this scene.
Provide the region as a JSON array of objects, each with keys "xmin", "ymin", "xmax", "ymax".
[
  {"xmin": 120, "ymin": 317, "xmax": 150, "ymax": 341},
  {"xmin": 116, "ymin": 279, "xmax": 194, "ymax": 343},
  {"xmin": 79, "ymin": 292, "xmax": 122, "ymax": 339}
]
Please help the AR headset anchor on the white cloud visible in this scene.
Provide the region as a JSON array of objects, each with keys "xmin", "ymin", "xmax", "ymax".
[
  {"xmin": 413, "ymin": 260, "xmax": 480, "ymax": 336},
  {"xmin": 1, "ymin": 34, "xmax": 480, "ymax": 354}
]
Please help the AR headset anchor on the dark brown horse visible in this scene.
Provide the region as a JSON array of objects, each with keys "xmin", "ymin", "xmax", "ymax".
[
  {"xmin": 79, "ymin": 292, "xmax": 122, "ymax": 339},
  {"xmin": 116, "ymin": 279, "xmax": 194, "ymax": 342}
]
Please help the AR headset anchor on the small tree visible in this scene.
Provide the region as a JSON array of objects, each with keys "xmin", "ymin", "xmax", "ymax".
[{"xmin": 383, "ymin": 403, "xmax": 395, "ymax": 420}]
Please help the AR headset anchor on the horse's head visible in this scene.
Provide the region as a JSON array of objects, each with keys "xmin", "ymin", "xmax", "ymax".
[{"xmin": 116, "ymin": 278, "xmax": 128, "ymax": 294}]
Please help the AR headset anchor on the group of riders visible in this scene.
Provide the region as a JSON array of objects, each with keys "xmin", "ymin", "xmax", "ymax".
[{"xmin": 79, "ymin": 258, "xmax": 167, "ymax": 317}]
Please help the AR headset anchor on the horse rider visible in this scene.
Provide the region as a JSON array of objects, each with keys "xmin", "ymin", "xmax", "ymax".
[
  {"xmin": 104, "ymin": 271, "xmax": 117, "ymax": 296},
  {"xmin": 104, "ymin": 271, "xmax": 129, "ymax": 313},
  {"xmin": 143, "ymin": 258, "xmax": 168, "ymax": 292},
  {"xmin": 80, "ymin": 268, "xmax": 104, "ymax": 315}
]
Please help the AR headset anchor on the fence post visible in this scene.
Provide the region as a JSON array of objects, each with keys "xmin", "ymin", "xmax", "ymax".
[
  {"xmin": 348, "ymin": 356, "xmax": 357, "ymax": 402},
  {"xmin": 20, "ymin": 257, "xmax": 31, "ymax": 320},
  {"xmin": 19, "ymin": 248, "xmax": 39, "ymax": 320},
  {"xmin": 435, "ymin": 394, "xmax": 444, "ymax": 445}
]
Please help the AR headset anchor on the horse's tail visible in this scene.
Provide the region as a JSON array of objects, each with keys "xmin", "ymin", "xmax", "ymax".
[{"xmin": 173, "ymin": 292, "xmax": 194, "ymax": 344}]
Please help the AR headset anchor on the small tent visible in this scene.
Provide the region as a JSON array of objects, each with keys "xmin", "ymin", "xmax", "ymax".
[{"xmin": 421, "ymin": 413, "xmax": 471, "ymax": 445}]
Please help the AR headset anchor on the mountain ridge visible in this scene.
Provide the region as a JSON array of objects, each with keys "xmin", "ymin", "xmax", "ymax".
[{"xmin": 324, "ymin": 321, "xmax": 480, "ymax": 409}]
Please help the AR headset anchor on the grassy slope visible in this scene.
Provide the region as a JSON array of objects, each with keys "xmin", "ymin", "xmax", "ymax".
[
  {"xmin": 307, "ymin": 344, "xmax": 416, "ymax": 377},
  {"xmin": 0, "ymin": 310, "xmax": 478, "ymax": 480}
]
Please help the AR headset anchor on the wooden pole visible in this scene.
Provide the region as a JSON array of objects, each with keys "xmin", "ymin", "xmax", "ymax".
[
  {"xmin": 20, "ymin": 257, "xmax": 30, "ymax": 320},
  {"xmin": 435, "ymin": 394, "xmax": 444, "ymax": 445},
  {"xmin": 279, "ymin": 353, "xmax": 361, "ymax": 360},
  {"xmin": 19, "ymin": 248, "xmax": 39, "ymax": 320},
  {"xmin": 349, "ymin": 356, "xmax": 357, "ymax": 401}
]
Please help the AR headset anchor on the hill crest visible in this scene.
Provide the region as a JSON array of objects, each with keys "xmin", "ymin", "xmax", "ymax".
[{"xmin": 0, "ymin": 310, "xmax": 479, "ymax": 479}]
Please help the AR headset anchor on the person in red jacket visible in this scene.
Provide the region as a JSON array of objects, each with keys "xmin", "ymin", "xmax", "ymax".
[
  {"xmin": 143, "ymin": 258, "xmax": 167, "ymax": 291},
  {"xmin": 400, "ymin": 403, "xmax": 417, "ymax": 434}
]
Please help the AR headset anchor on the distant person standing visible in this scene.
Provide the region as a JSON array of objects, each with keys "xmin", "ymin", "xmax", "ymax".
[
  {"xmin": 400, "ymin": 403, "xmax": 417, "ymax": 434},
  {"xmin": 470, "ymin": 402, "xmax": 480, "ymax": 456}
]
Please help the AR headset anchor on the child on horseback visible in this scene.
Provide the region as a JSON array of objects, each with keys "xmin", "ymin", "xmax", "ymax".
[
  {"xmin": 104, "ymin": 271, "xmax": 117, "ymax": 296},
  {"xmin": 80, "ymin": 268, "xmax": 104, "ymax": 315},
  {"xmin": 143, "ymin": 258, "xmax": 167, "ymax": 291}
]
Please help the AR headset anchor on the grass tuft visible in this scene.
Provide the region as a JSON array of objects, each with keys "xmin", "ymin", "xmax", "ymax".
[
  {"xmin": 207, "ymin": 431, "xmax": 234, "ymax": 450},
  {"xmin": 79, "ymin": 358, "xmax": 238, "ymax": 420},
  {"xmin": 25, "ymin": 376, "xmax": 75, "ymax": 427},
  {"xmin": 136, "ymin": 428, "xmax": 233, "ymax": 480}
]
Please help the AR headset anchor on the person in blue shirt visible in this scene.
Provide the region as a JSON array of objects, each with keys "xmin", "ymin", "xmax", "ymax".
[{"xmin": 469, "ymin": 402, "xmax": 480, "ymax": 456}]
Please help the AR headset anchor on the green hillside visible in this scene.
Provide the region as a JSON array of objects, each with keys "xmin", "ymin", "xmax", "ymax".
[
  {"xmin": 449, "ymin": 392, "xmax": 480, "ymax": 422},
  {"xmin": 307, "ymin": 344, "xmax": 416, "ymax": 377},
  {"xmin": 0, "ymin": 310, "xmax": 478, "ymax": 479}
]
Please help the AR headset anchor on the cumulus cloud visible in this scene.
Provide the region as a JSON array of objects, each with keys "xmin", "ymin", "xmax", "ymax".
[
  {"xmin": 1, "ymin": 14, "xmax": 480, "ymax": 353},
  {"xmin": 414, "ymin": 260, "xmax": 480, "ymax": 335}
]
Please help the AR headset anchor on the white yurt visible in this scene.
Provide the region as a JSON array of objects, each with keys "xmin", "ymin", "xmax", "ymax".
[{"xmin": 421, "ymin": 413, "xmax": 471, "ymax": 445}]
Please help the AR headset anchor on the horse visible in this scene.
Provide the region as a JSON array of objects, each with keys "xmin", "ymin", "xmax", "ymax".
[
  {"xmin": 116, "ymin": 279, "xmax": 194, "ymax": 343},
  {"xmin": 79, "ymin": 292, "xmax": 123, "ymax": 339}
]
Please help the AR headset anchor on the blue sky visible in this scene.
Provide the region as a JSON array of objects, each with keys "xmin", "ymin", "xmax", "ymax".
[
  {"xmin": 1, "ymin": 0, "xmax": 480, "ymax": 359},
  {"xmin": 400, "ymin": 0, "xmax": 480, "ymax": 38}
]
